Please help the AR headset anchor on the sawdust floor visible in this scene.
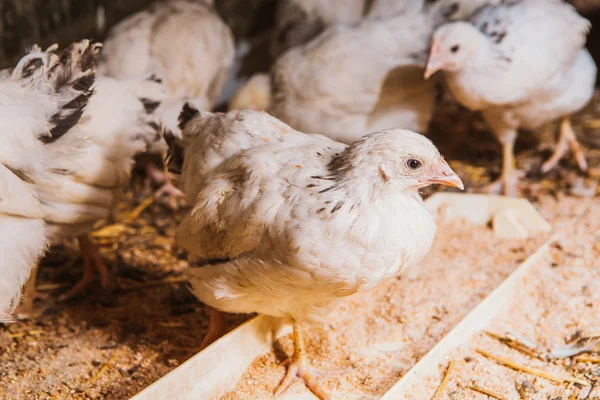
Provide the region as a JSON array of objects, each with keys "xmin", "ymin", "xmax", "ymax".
[{"xmin": 0, "ymin": 92, "xmax": 599, "ymax": 400}]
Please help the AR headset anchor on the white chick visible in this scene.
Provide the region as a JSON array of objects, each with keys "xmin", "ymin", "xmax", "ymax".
[
  {"xmin": 0, "ymin": 42, "xmax": 100, "ymax": 317},
  {"xmin": 167, "ymin": 109, "xmax": 463, "ymax": 399},
  {"xmin": 100, "ymin": 0, "xmax": 235, "ymax": 196},
  {"xmin": 425, "ymin": 0, "xmax": 596, "ymax": 195},
  {"xmin": 24, "ymin": 41, "xmax": 167, "ymax": 302}
]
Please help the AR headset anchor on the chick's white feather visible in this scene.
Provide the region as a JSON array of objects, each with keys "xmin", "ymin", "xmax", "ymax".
[{"xmin": 172, "ymin": 111, "xmax": 443, "ymax": 322}]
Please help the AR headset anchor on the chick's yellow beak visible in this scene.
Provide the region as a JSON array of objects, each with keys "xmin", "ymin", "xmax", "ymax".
[
  {"xmin": 426, "ymin": 160, "xmax": 464, "ymax": 190},
  {"xmin": 424, "ymin": 41, "xmax": 444, "ymax": 80}
]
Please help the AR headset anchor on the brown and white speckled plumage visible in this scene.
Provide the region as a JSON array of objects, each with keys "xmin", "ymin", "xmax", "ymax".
[
  {"xmin": 0, "ymin": 42, "xmax": 99, "ymax": 320},
  {"xmin": 167, "ymin": 110, "xmax": 462, "ymax": 323}
]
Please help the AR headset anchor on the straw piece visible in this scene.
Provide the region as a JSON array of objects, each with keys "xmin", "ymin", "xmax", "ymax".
[
  {"xmin": 476, "ymin": 349, "xmax": 589, "ymax": 386},
  {"xmin": 432, "ymin": 360, "xmax": 456, "ymax": 399},
  {"xmin": 469, "ymin": 384, "xmax": 509, "ymax": 400}
]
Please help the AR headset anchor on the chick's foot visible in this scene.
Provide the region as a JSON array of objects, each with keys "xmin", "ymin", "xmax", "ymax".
[
  {"xmin": 58, "ymin": 235, "xmax": 113, "ymax": 302},
  {"xmin": 274, "ymin": 324, "xmax": 331, "ymax": 400},
  {"xmin": 483, "ymin": 169, "xmax": 523, "ymax": 196},
  {"xmin": 541, "ymin": 117, "xmax": 588, "ymax": 173},
  {"xmin": 154, "ymin": 182, "xmax": 184, "ymax": 198},
  {"xmin": 14, "ymin": 264, "xmax": 48, "ymax": 318}
]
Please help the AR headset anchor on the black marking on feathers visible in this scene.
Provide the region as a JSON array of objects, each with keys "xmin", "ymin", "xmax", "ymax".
[
  {"xmin": 163, "ymin": 128, "xmax": 185, "ymax": 175},
  {"xmin": 81, "ymin": 44, "xmax": 100, "ymax": 72},
  {"xmin": 495, "ymin": 32, "xmax": 507, "ymax": 44},
  {"xmin": 363, "ymin": 0, "xmax": 376, "ymax": 16},
  {"xmin": 189, "ymin": 257, "xmax": 231, "ymax": 268},
  {"xmin": 5, "ymin": 165, "xmax": 33, "ymax": 183},
  {"xmin": 21, "ymin": 58, "xmax": 43, "ymax": 79},
  {"xmin": 331, "ymin": 202, "xmax": 344, "ymax": 214},
  {"xmin": 274, "ymin": 1, "xmax": 326, "ymax": 56},
  {"xmin": 178, "ymin": 102, "xmax": 199, "ymax": 131},
  {"xmin": 379, "ymin": 167, "xmax": 390, "ymax": 183},
  {"xmin": 442, "ymin": 3, "xmax": 460, "ymax": 19},
  {"xmin": 318, "ymin": 187, "xmax": 334, "ymax": 194},
  {"xmin": 72, "ymin": 74, "xmax": 95, "ymax": 92},
  {"xmin": 317, "ymin": 207, "xmax": 326, "ymax": 214},
  {"xmin": 306, "ymin": 184, "xmax": 317, "ymax": 188},
  {"xmin": 43, "ymin": 91, "xmax": 93, "ymax": 143},
  {"xmin": 140, "ymin": 98, "xmax": 161, "ymax": 114},
  {"xmin": 49, "ymin": 168, "xmax": 75, "ymax": 176},
  {"xmin": 147, "ymin": 74, "xmax": 162, "ymax": 84},
  {"xmin": 310, "ymin": 175, "xmax": 335, "ymax": 181}
]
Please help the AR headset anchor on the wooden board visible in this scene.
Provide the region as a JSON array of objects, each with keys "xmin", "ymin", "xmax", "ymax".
[{"xmin": 379, "ymin": 239, "xmax": 552, "ymax": 399}]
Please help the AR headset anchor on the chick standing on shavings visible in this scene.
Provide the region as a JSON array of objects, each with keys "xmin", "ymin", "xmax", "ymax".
[
  {"xmin": 100, "ymin": 0, "xmax": 235, "ymax": 197},
  {"xmin": 0, "ymin": 42, "xmax": 95, "ymax": 321},
  {"xmin": 11, "ymin": 40, "xmax": 168, "ymax": 307},
  {"xmin": 230, "ymin": 0, "xmax": 503, "ymax": 144},
  {"xmin": 425, "ymin": 0, "xmax": 596, "ymax": 195},
  {"xmin": 165, "ymin": 108, "xmax": 463, "ymax": 399}
]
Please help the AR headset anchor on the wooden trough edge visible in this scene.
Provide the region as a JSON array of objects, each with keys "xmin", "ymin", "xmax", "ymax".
[{"xmin": 380, "ymin": 238, "xmax": 553, "ymax": 399}]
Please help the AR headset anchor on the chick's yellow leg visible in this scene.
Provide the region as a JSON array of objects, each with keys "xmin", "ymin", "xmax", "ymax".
[
  {"xmin": 484, "ymin": 135, "xmax": 520, "ymax": 196},
  {"xmin": 541, "ymin": 117, "xmax": 588, "ymax": 173},
  {"xmin": 58, "ymin": 235, "xmax": 113, "ymax": 301},
  {"xmin": 199, "ymin": 306, "xmax": 229, "ymax": 350},
  {"xmin": 275, "ymin": 324, "xmax": 331, "ymax": 400},
  {"xmin": 14, "ymin": 262, "xmax": 48, "ymax": 317}
]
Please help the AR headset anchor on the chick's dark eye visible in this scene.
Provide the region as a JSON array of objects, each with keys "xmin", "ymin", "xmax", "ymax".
[
  {"xmin": 407, "ymin": 159, "xmax": 422, "ymax": 170},
  {"xmin": 450, "ymin": 44, "xmax": 460, "ymax": 53}
]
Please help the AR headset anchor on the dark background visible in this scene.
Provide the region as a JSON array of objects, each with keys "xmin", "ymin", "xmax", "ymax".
[
  {"xmin": 0, "ymin": 0, "xmax": 599, "ymax": 85},
  {"xmin": 0, "ymin": 0, "xmax": 276, "ymax": 68}
]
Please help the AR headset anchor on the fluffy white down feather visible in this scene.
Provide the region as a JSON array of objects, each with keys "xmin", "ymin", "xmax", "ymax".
[
  {"xmin": 100, "ymin": 0, "xmax": 235, "ymax": 150},
  {"xmin": 171, "ymin": 110, "xmax": 454, "ymax": 323}
]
